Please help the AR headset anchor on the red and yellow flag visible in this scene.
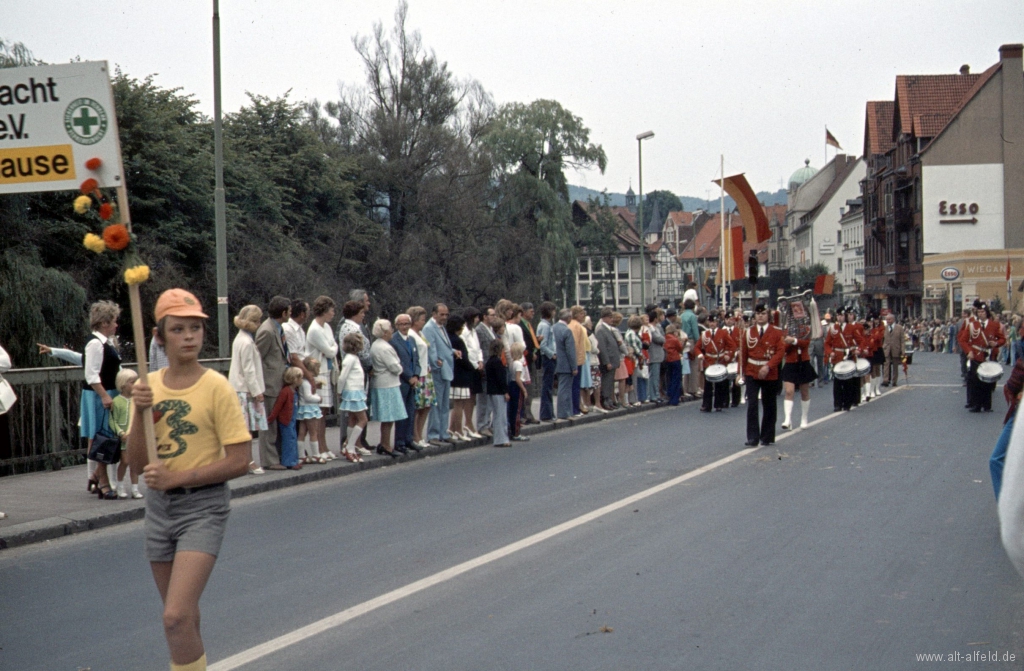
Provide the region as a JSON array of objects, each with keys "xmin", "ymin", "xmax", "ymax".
[
  {"xmin": 718, "ymin": 225, "xmax": 746, "ymax": 284},
  {"xmin": 814, "ymin": 274, "xmax": 835, "ymax": 295},
  {"xmin": 712, "ymin": 174, "xmax": 772, "ymax": 244}
]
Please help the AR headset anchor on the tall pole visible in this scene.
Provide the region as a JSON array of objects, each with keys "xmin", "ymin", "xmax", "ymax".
[
  {"xmin": 638, "ymin": 141, "xmax": 646, "ymax": 309},
  {"xmin": 213, "ymin": 0, "xmax": 229, "ymax": 357},
  {"xmin": 637, "ymin": 131, "xmax": 654, "ymax": 310},
  {"xmin": 719, "ymin": 155, "xmax": 726, "ymax": 310}
]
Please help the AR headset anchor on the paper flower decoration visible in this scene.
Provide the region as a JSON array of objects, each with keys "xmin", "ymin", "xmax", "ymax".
[
  {"xmin": 74, "ymin": 195, "xmax": 92, "ymax": 214},
  {"xmin": 102, "ymin": 224, "xmax": 130, "ymax": 251},
  {"xmin": 98, "ymin": 203, "xmax": 113, "ymax": 220},
  {"xmin": 124, "ymin": 265, "xmax": 150, "ymax": 285},
  {"xmin": 79, "ymin": 178, "xmax": 98, "ymax": 194},
  {"xmin": 83, "ymin": 233, "xmax": 106, "ymax": 254},
  {"xmin": 85, "ymin": 157, "xmax": 102, "ymax": 170}
]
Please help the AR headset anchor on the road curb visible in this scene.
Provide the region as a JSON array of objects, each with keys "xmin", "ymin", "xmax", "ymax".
[{"xmin": 0, "ymin": 395, "xmax": 692, "ymax": 550}]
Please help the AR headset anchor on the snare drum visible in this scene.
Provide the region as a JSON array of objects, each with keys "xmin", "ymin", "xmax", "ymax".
[
  {"xmin": 726, "ymin": 362, "xmax": 739, "ymax": 379},
  {"xmin": 855, "ymin": 359, "xmax": 871, "ymax": 378},
  {"xmin": 978, "ymin": 361, "xmax": 1004, "ymax": 384},
  {"xmin": 833, "ymin": 360, "xmax": 857, "ymax": 380},
  {"xmin": 705, "ymin": 364, "xmax": 729, "ymax": 384}
]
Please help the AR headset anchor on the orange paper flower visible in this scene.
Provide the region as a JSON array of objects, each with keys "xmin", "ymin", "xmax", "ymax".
[
  {"xmin": 102, "ymin": 224, "xmax": 130, "ymax": 251},
  {"xmin": 80, "ymin": 178, "xmax": 98, "ymax": 194},
  {"xmin": 85, "ymin": 157, "xmax": 102, "ymax": 170},
  {"xmin": 98, "ymin": 203, "xmax": 113, "ymax": 220}
]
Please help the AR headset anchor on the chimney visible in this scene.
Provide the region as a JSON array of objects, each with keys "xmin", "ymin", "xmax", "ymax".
[
  {"xmin": 1001, "ymin": 44, "xmax": 1024, "ymax": 248},
  {"xmin": 960, "ymin": 64, "xmax": 970, "ymax": 75},
  {"xmin": 1000, "ymin": 43, "xmax": 1023, "ymax": 61}
]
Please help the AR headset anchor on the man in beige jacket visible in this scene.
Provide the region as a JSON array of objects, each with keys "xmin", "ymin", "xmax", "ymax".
[{"xmin": 882, "ymin": 313, "xmax": 905, "ymax": 387}]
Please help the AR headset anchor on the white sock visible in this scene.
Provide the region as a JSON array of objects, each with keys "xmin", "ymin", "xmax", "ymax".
[
  {"xmin": 800, "ymin": 400, "xmax": 810, "ymax": 427},
  {"xmin": 783, "ymin": 399, "xmax": 793, "ymax": 426},
  {"xmin": 311, "ymin": 441, "xmax": 320, "ymax": 457},
  {"xmin": 131, "ymin": 483, "xmax": 141, "ymax": 494},
  {"xmin": 345, "ymin": 426, "xmax": 363, "ymax": 453},
  {"xmin": 88, "ymin": 460, "xmax": 98, "ymax": 477}
]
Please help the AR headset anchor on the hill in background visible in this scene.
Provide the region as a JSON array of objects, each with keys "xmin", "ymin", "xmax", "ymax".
[{"xmin": 568, "ymin": 184, "xmax": 787, "ymax": 214}]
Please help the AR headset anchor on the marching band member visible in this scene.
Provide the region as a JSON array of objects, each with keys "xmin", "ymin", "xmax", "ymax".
[
  {"xmin": 739, "ymin": 304, "xmax": 785, "ymax": 446},
  {"xmin": 779, "ymin": 317, "xmax": 817, "ymax": 430},
  {"xmin": 865, "ymin": 312, "xmax": 886, "ymax": 399},
  {"xmin": 824, "ymin": 307, "xmax": 864, "ymax": 412},
  {"xmin": 958, "ymin": 301, "xmax": 1005, "ymax": 412},
  {"xmin": 727, "ymin": 311, "xmax": 745, "ymax": 406},
  {"xmin": 695, "ymin": 310, "xmax": 736, "ymax": 412}
]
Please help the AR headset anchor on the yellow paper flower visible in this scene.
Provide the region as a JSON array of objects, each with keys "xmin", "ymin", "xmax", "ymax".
[
  {"xmin": 74, "ymin": 195, "xmax": 92, "ymax": 214},
  {"xmin": 124, "ymin": 265, "xmax": 150, "ymax": 285},
  {"xmin": 83, "ymin": 233, "xmax": 106, "ymax": 253}
]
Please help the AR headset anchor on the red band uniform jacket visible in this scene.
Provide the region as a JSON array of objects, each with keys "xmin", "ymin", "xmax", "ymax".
[
  {"xmin": 957, "ymin": 318, "xmax": 1006, "ymax": 362},
  {"xmin": 694, "ymin": 327, "xmax": 737, "ymax": 367},
  {"xmin": 740, "ymin": 324, "xmax": 786, "ymax": 380},
  {"xmin": 824, "ymin": 323, "xmax": 865, "ymax": 365}
]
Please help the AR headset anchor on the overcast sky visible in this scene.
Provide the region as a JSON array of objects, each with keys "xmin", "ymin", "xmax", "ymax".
[{"xmin": 6, "ymin": 0, "xmax": 1022, "ymax": 200}]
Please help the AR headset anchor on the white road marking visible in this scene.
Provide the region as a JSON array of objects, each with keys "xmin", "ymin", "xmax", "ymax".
[{"xmin": 210, "ymin": 383, "xmax": 905, "ymax": 670}]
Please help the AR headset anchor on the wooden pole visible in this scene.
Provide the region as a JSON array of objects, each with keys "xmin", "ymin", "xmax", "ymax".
[{"xmin": 117, "ymin": 184, "xmax": 159, "ymax": 465}]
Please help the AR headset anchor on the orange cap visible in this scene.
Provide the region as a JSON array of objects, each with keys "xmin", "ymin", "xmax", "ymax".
[{"xmin": 155, "ymin": 289, "xmax": 209, "ymax": 322}]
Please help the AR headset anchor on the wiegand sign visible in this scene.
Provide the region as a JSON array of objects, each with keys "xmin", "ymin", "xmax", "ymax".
[{"xmin": 0, "ymin": 61, "xmax": 122, "ymax": 194}]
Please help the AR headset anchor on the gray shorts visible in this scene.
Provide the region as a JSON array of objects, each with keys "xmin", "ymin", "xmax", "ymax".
[{"xmin": 144, "ymin": 483, "xmax": 231, "ymax": 562}]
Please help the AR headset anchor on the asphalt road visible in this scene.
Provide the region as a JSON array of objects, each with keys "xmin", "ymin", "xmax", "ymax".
[{"xmin": 2, "ymin": 352, "xmax": 1022, "ymax": 670}]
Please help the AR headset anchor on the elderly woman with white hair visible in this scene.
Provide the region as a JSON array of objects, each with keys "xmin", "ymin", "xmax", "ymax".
[
  {"xmin": 229, "ymin": 304, "xmax": 268, "ymax": 474},
  {"xmin": 370, "ymin": 318, "xmax": 408, "ymax": 457}
]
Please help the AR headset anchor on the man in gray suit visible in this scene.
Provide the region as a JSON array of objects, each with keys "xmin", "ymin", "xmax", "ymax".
[
  {"xmin": 595, "ymin": 307, "xmax": 622, "ymax": 409},
  {"xmin": 475, "ymin": 307, "xmax": 497, "ymax": 435},
  {"xmin": 553, "ymin": 308, "xmax": 578, "ymax": 419},
  {"xmin": 423, "ymin": 303, "xmax": 454, "ymax": 443},
  {"xmin": 255, "ymin": 295, "xmax": 291, "ymax": 469},
  {"xmin": 882, "ymin": 312, "xmax": 905, "ymax": 387}
]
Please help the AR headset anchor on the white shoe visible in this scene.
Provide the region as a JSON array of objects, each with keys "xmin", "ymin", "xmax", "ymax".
[
  {"xmin": 799, "ymin": 420, "xmax": 809, "ymax": 429},
  {"xmin": 131, "ymin": 488, "xmax": 144, "ymax": 499},
  {"xmin": 321, "ymin": 451, "xmax": 337, "ymax": 461},
  {"xmin": 0, "ymin": 512, "xmax": 6, "ymax": 519},
  {"xmin": 117, "ymin": 485, "xmax": 128, "ymax": 499},
  {"xmin": 356, "ymin": 447, "xmax": 373, "ymax": 456},
  {"xmin": 448, "ymin": 433, "xmax": 465, "ymax": 442},
  {"xmin": 415, "ymin": 440, "xmax": 431, "ymax": 449},
  {"xmin": 781, "ymin": 422, "xmax": 791, "ymax": 430},
  {"xmin": 466, "ymin": 430, "xmax": 483, "ymax": 439}
]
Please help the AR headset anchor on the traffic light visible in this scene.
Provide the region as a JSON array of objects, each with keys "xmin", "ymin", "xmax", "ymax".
[{"xmin": 748, "ymin": 250, "xmax": 759, "ymax": 285}]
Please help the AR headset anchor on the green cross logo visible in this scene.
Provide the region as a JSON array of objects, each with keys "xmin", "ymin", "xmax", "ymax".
[{"xmin": 64, "ymin": 98, "xmax": 108, "ymax": 145}]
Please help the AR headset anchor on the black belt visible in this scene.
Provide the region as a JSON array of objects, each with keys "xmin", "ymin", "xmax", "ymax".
[{"xmin": 166, "ymin": 483, "xmax": 225, "ymax": 496}]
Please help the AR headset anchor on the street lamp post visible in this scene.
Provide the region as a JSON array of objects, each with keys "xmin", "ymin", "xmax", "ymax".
[
  {"xmin": 637, "ymin": 131, "xmax": 654, "ymax": 309},
  {"xmin": 213, "ymin": 0, "xmax": 229, "ymax": 357}
]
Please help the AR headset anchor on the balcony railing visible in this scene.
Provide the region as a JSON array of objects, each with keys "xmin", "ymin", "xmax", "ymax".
[{"xmin": 1, "ymin": 359, "xmax": 229, "ymax": 476}]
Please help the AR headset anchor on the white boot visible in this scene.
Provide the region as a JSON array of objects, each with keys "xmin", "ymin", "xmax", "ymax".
[
  {"xmin": 800, "ymin": 400, "xmax": 810, "ymax": 428},
  {"xmin": 875, "ymin": 377, "xmax": 883, "ymax": 396},
  {"xmin": 781, "ymin": 399, "xmax": 794, "ymax": 429}
]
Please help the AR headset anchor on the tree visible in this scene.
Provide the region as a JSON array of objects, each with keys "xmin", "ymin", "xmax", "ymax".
[
  {"xmin": 792, "ymin": 263, "xmax": 832, "ymax": 291},
  {"xmin": 642, "ymin": 190, "xmax": 682, "ymax": 230},
  {"xmin": 484, "ymin": 99, "xmax": 607, "ymax": 299}
]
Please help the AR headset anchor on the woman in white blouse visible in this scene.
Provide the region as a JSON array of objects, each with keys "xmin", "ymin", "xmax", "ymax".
[
  {"xmin": 228, "ymin": 305, "xmax": 267, "ymax": 474},
  {"xmin": 305, "ymin": 296, "xmax": 339, "ymax": 460},
  {"xmin": 369, "ymin": 319, "xmax": 407, "ymax": 456}
]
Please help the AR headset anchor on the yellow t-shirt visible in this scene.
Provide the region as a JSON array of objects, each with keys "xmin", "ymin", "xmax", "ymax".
[{"xmin": 148, "ymin": 368, "xmax": 252, "ymax": 472}]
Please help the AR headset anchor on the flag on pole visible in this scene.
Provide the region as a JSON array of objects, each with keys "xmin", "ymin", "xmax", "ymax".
[
  {"xmin": 718, "ymin": 225, "xmax": 746, "ymax": 284},
  {"xmin": 826, "ymin": 127, "xmax": 842, "ymax": 150},
  {"xmin": 813, "ymin": 274, "xmax": 835, "ymax": 295},
  {"xmin": 711, "ymin": 173, "xmax": 772, "ymax": 244}
]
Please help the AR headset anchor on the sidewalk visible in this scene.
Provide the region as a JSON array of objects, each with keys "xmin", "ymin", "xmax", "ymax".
[{"xmin": 0, "ymin": 396, "xmax": 682, "ymax": 550}]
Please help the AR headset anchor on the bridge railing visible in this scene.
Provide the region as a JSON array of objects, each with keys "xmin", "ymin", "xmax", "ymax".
[{"xmin": 0, "ymin": 360, "xmax": 230, "ymax": 476}]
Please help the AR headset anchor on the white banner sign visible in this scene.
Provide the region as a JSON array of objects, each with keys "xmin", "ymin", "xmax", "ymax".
[{"xmin": 0, "ymin": 61, "xmax": 122, "ymax": 194}]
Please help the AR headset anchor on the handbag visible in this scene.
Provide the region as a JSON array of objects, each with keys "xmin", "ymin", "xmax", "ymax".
[
  {"xmin": 87, "ymin": 408, "xmax": 122, "ymax": 464},
  {"xmin": 0, "ymin": 375, "xmax": 16, "ymax": 415},
  {"xmin": 638, "ymin": 361, "xmax": 650, "ymax": 379},
  {"xmin": 330, "ymin": 356, "xmax": 341, "ymax": 386}
]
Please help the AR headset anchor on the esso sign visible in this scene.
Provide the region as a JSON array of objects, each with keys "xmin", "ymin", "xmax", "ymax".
[{"xmin": 940, "ymin": 267, "xmax": 960, "ymax": 281}]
